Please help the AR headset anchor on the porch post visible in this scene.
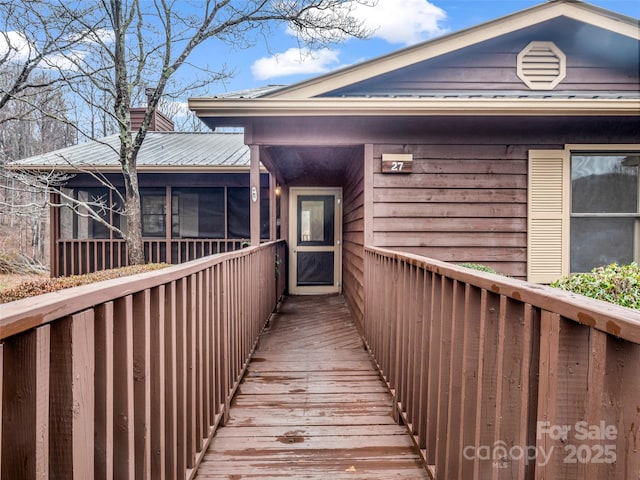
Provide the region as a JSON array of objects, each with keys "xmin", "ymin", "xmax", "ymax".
[
  {"xmin": 50, "ymin": 193, "xmax": 59, "ymax": 277},
  {"xmin": 250, "ymin": 145, "xmax": 261, "ymax": 246},
  {"xmin": 165, "ymin": 186, "xmax": 172, "ymax": 264},
  {"xmin": 364, "ymin": 144, "xmax": 374, "ymax": 246},
  {"xmin": 269, "ymin": 173, "xmax": 277, "ymax": 241}
]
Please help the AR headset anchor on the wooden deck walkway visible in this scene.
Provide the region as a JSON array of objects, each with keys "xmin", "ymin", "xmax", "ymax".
[{"xmin": 195, "ymin": 295, "xmax": 428, "ymax": 479}]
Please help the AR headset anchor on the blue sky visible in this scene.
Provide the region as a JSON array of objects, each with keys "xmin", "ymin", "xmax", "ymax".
[{"xmin": 186, "ymin": 0, "xmax": 640, "ymax": 96}]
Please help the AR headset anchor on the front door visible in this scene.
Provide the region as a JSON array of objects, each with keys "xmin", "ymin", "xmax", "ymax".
[{"xmin": 289, "ymin": 188, "xmax": 342, "ymax": 294}]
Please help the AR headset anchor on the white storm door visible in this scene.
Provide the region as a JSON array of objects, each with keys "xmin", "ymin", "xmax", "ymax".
[{"xmin": 289, "ymin": 188, "xmax": 342, "ymax": 294}]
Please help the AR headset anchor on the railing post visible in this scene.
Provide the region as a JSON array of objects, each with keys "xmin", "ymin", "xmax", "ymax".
[
  {"xmin": 133, "ymin": 290, "xmax": 152, "ymax": 479},
  {"xmin": 113, "ymin": 296, "xmax": 135, "ymax": 480},
  {"xmin": 221, "ymin": 258, "xmax": 231, "ymax": 426}
]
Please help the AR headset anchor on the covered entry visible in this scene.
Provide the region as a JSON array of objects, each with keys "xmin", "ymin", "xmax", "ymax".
[{"xmin": 243, "ymin": 143, "xmax": 364, "ymax": 298}]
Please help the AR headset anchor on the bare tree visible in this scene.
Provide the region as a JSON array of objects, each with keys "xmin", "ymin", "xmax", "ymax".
[
  {"xmin": 0, "ymin": 1, "xmax": 99, "ymax": 120},
  {"xmin": 2, "ymin": 0, "xmax": 373, "ymax": 266},
  {"xmin": 49, "ymin": 0, "xmax": 374, "ymax": 264},
  {"xmin": 0, "ymin": 71, "xmax": 76, "ymax": 264},
  {"xmin": 0, "ymin": 1, "xmax": 100, "ymax": 264}
]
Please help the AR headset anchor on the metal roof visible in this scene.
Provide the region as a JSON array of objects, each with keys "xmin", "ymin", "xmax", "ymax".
[
  {"xmin": 10, "ymin": 132, "xmax": 250, "ymax": 170},
  {"xmin": 212, "ymin": 85, "xmax": 287, "ymax": 99},
  {"xmin": 327, "ymin": 91, "xmax": 640, "ymax": 99}
]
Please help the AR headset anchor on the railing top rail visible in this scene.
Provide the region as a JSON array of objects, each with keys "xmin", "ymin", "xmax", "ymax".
[
  {"xmin": 366, "ymin": 246, "xmax": 640, "ymax": 344},
  {"xmin": 0, "ymin": 240, "xmax": 285, "ymax": 340}
]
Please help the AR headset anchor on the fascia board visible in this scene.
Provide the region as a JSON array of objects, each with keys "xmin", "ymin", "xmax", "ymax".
[{"xmin": 189, "ymin": 97, "xmax": 640, "ymax": 118}]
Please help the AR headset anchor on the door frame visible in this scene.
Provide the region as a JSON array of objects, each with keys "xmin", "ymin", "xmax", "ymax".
[{"xmin": 288, "ymin": 187, "xmax": 342, "ymax": 295}]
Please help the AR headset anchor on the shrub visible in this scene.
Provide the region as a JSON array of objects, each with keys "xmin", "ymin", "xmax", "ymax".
[
  {"xmin": 0, "ymin": 264, "xmax": 170, "ymax": 304},
  {"xmin": 550, "ymin": 263, "xmax": 640, "ymax": 310},
  {"xmin": 460, "ymin": 263, "xmax": 501, "ymax": 275}
]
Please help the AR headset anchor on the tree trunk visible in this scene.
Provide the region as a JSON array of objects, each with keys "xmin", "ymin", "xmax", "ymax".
[{"xmin": 123, "ymin": 168, "xmax": 145, "ymax": 265}]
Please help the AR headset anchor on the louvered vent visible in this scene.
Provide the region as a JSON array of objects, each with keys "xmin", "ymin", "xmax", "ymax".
[{"xmin": 517, "ymin": 41, "xmax": 566, "ymax": 90}]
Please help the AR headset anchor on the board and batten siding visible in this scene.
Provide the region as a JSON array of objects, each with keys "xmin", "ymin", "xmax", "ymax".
[
  {"xmin": 372, "ymin": 144, "xmax": 529, "ymax": 278},
  {"xmin": 342, "ymin": 154, "xmax": 366, "ymax": 329}
]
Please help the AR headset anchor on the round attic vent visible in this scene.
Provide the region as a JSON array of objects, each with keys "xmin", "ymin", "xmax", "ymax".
[{"xmin": 517, "ymin": 41, "xmax": 566, "ymax": 90}]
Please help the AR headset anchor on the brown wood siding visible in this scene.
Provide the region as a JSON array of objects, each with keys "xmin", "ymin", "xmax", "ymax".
[
  {"xmin": 342, "ymin": 155, "xmax": 365, "ymax": 328},
  {"xmin": 372, "ymin": 144, "xmax": 530, "ymax": 278},
  {"xmin": 323, "ymin": 18, "xmax": 639, "ymax": 96},
  {"xmin": 250, "ymin": 115, "xmax": 639, "ymax": 283}
]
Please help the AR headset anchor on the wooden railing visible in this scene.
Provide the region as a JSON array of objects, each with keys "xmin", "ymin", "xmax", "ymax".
[
  {"xmin": 364, "ymin": 246, "xmax": 640, "ymax": 480},
  {"xmin": 0, "ymin": 240, "xmax": 286, "ymax": 480},
  {"xmin": 54, "ymin": 238, "xmax": 248, "ymax": 277}
]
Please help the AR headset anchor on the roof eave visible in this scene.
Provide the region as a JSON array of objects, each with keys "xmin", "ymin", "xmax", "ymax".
[
  {"xmin": 190, "ymin": 97, "xmax": 640, "ymax": 122},
  {"xmin": 8, "ymin": 165, "xmax": 256, "ymax": 173}
]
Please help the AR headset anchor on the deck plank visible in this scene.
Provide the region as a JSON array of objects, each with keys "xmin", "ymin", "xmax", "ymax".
[{"xmin": 195, "ymin": 295, "xmax": 428, "ymax": 479}]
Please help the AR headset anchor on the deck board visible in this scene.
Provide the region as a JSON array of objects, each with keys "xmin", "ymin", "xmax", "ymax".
[{"xmin": 195, "ymin": 295, "xmax": 428, "ymax": 479}]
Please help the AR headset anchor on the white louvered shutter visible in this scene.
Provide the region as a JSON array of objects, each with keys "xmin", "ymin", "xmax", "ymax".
[{"xmin": 527, "ymin": 150, "xmax": 569, "ymax": 283}]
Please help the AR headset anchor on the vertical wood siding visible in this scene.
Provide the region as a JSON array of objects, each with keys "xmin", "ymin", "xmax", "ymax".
[{"xmin": 342, "ymin": 155, "xmax": 365, "ymax": 329}]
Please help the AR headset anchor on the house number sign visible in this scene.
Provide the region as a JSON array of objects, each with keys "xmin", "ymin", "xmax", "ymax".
[{"xmin": 382, "ymin": 153, "xmax": 413, "ymax": 173}]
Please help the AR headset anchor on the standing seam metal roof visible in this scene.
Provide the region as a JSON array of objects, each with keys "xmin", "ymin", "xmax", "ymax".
[{"xmin": 10, "ymin": 132, "xmax": 250, "ymax": 169}]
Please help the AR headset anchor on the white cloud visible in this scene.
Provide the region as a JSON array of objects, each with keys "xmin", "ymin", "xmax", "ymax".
[
  {"xmin": 286, "ymin": 0, "xmax": 447, "ymax": 46},
  {"xmin": 251, "ymin": 47, "xmax": 341, "ymax": 80},
  {"xmin": 0, "ymin": 31, "xmax": 34, "ymax": 62},
  {"xmin": 0, "ymin": 30, "xmax": 88, "ymax": 71},
  {"xmin": 352, "ymin": 0, "xmax": 448, "ymax": 45}
]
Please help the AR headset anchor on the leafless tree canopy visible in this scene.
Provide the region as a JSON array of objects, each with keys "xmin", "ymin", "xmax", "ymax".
[{"xmin": 1, "ymin": 0, "xmax": 376, "ymax": 267}]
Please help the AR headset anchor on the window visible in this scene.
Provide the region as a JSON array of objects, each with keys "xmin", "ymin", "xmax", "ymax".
[
  {"xmin": 60, "ymin": 187, "xmax": 116, "ymax": 239},
  {"xmin": 570, "ymin": 154, "xmax": 639, "ymax": 272},
  {"xmin": 141, "ymin": 189, "xmax": 166, "ymax": 237},
  {"xmin": 528, "ymin": 146, "xmax": 640, "ymax": 283}
]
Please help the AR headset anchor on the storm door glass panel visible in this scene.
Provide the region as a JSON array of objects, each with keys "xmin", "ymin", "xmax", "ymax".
[
  {"xmin": 570, "ymin": 154, "xmax": 639, "ymax": 273},
  {"xmin": 297, "ymin": 196, "xmax": 334, "ymax": 246},
  {"xmin": 296, "ymin": 195, "xmax": 335, "ymax": 286}
]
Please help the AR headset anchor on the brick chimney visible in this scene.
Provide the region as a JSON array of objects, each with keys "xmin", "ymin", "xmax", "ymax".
[
  {"xmin": 129, "ymin": 108, "xmax": 174, "ymax": 132},
  {"xmin": 130, "ymin": 89, "xmax": 174, "ymax": 132}
]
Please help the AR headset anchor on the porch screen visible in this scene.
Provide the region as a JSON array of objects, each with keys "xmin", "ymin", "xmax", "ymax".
[
  {"xmin": 227, "ymin": 187, "xmax": 270, "ymax": 240},
  {"xmin": 172, "ymin": 188, "xmax": 224, "ymax": 238}
]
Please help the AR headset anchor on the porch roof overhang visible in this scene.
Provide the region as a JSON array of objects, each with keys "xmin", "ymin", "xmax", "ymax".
[{"xmin": 189, "ymin": 97, "xmax": 640, "ymax": 128}]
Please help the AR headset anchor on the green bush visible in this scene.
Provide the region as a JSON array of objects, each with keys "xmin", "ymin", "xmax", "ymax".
[
  {"xmin": 460, "ymin": 263, "xmax": 501, "ymax": 275},
  {"xmin": 550, "ymin": 263, "xmax": 640, "ymax": 310},
  {"xmin": 0, "ymin": 263, "xmax": 170, "ymax": 304}
]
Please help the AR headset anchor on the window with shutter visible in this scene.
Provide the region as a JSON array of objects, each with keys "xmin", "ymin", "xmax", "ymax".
[{"xmin": 528, "ymin": 146, "xmax": 640, "ymax": 283}]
